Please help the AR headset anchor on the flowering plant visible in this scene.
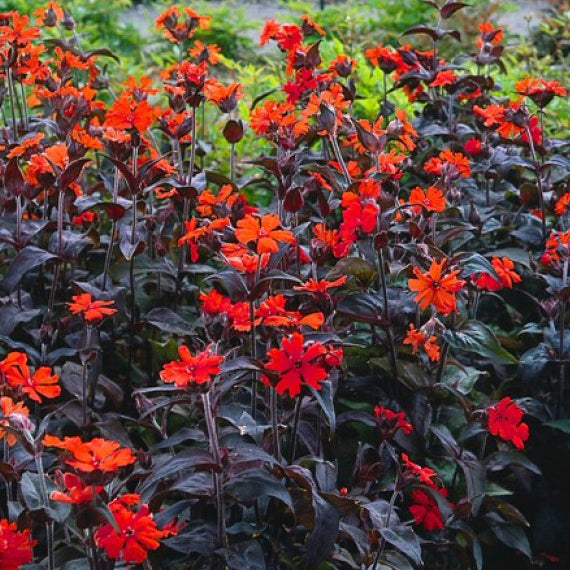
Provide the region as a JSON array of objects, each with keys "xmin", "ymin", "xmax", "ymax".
[{"xmin": 0, "ymin": 2, "xmax": 568, "ymax": 568}]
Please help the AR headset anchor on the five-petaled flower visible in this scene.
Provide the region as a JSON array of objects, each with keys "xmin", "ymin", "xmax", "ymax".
[
  {"xmin": 67, "ymin": 293, "xmax": 117, "ymax": 323},
  {"xmin": 160, "ymin": 346, "xmax": 222, "ymax": 388},
  {"xmin": 235, "ymin": 214, "xmax": 296, "ymax": 253}
]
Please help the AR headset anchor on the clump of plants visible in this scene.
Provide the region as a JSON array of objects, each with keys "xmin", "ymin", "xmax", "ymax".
[{"xmin": 0, "ymin": 1, "xmax": 569, "ymax": 568}]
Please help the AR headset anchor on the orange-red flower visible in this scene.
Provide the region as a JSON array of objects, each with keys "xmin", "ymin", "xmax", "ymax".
[
  {"xmin": 265, "ymin": 332, "xmax": 328, "ymax": 397},
  {"xmin": 403, "ymin": 324, "xmax": 440, "ymax": 362},
  {"xmin": 401, "ymin": 453, "xmax": 439, "ymax": 488},
  {"xmin": 477, "ymin": 21, "xmax": 503, "ymax": 49},
  {"xmin": 473, "ymin": 257, "xmax": 521, "ymax": 292},
  {"xmin": 407, "ymin": 186, "xmax": 446, "ymax": 215},
  {"xmin": 199, "ymin": 290, "xmax": 232, "ymax": 315},
  {"xmin": 43, "ymin": 435, "xmax": 136, "ymax": 473},
  {"xmin": 294, "ymin": 276, "xmax": 347, "ymax": 294},
  {"xmin": 0, "ymin": 519, "xmax": 36, "ymax": 570},
  {"xmin": 67, "ymin": 293, "xmax": 117, "ymax": 322},
  {"xmin": 429, "ymin": 70, "xmax": 457, "ymax": 88},
  {"xmin": 424, "ymin": 149, "xmax": 471, "ymax": 179},
  {"xmin": 516, "ymin": 77, "xmax": 567, "ymax": 108},
  {"xmin": 104, "ymin": 95, "xmax": 158, "ymax": 133},
  {"xmin": 235, "ymin": 214, "xmax": 295, "ymax": 253},
  {"xmin": 0, "ymin": 397, "xmax": 30, "ymax": 446},
  {"xmin": 0, "ymin": 352, "xmax": 60, "ymax": 403},
  {"xmin": 555, "ymin": 193, "xmax": 570, "ymax": 216},
  {"xmin": 256, "ymin": 295, "xmax": 324, "ymax": 330},
  {"xmin": 159, "ymin": 346, "xmax": 222, "ymax": 388},
  {"xmin": 374, "ymin": 406, "xmax": 413, "ymax": 437},
  {"xmin": 51, "ymin": 473, "xmax": 103, "ymax": 504},
  {"xmin": 95, "ymin": 495, "xmax": 172, "ymax": 564},
  {"xmin": 487, "ymin": 397, "xmax": 529, "ymax": 450},
  {"xmin": 408, "ymin": 259, "xmax": 465, "ymax": 315}
]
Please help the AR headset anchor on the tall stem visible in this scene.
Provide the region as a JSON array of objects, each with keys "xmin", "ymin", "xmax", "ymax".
[
  {"xmin": 371, "ymin": 478, "xmax": 399, "ymax": 570},
  {"xmin": 270, "ymin": 387, "xmax": 280, "ymax": 460},
  {"xmin": 378, "ymin": 249, "xmax": 398, "ymax": 383},
  {"xmin": 329, "ymin": 134, "xmax": 350, "ymax": 186},
  {"xmin": 249, "ymin": 300, "xmax": 258, "ymax": 419},
  {"xmin": 526, "ymin": 126, "xmax": 546, "ymax": 240},
  {"xmin": 289, "ymin": 397, "xmax": 302, "ymax": 464},
  {"xmin": 559, "ymin": 260, "xmax": 568, "ymax": 417},
  {"xmin": 202, "ymin": 392, "xmax": 227, "ymax": 548},
  {"xmin": 35, "ymin": 454, "xmax": 55, "ymax": 570},
  {"xmin": 6, "ymin": 68, "xmax": 18, "ymax": 136},
  {"xmin": 102, "ymin": 169, "xmax": 119, "ymax": 291},
  {"xmin": 230, "ymin": 142, "xmax": 236, "ymax": 183}
]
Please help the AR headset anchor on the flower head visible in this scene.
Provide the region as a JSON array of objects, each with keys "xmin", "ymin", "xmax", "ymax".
[
  {"xmin": 408, "ymin": 259, "xmax": 465, "ymax": 315},
  {"xmin": 160, "ymin": 346, "xmax": 222, "ymax": 388},
  {"xmin": 0, "ymin": 519, "xmax": 36, "ymax": 570},
  {"xmin": 67, "ymin": 293, "xmax": 117, "ymax": 323},
  {"xmin": 235, "ymin": 214, "xmax": 295, "ymax": 253},
  {"xmin": 409, "ymin": 489, "xmax": 447, "ymax": 531},
  {"xmin": 487, "ymin": 397, "xmax": 529, "ymax": 450}
]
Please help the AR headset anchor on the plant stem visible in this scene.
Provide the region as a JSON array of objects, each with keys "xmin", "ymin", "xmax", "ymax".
[
  {"xmin": 202, "ymin": 391, "xmax": 227, "ymax": 548},
  {"xmin": 371, "ymin": 478, "xmax": 399, "ymax": 570},
  {"xmin": 249, "ymin": 300, "xmax": 258, "ymax": 419},
  {"xmin": 35, "ymin": 454, "xmax": 55, "ymax": 570},
  {"xmin": 526, "ymin": 126, "xmax": 546, "ymax": 240},
  {"xmin": 270, "ymin": 387, "xmax": 280, "ymax": 460},
  {"xmin": 230, "ymin": 142, "xmax": 236, "ymax": 183},
  {"xmin": 289, "ymin": 397, "xmax": 302, "ymax": 464},
  {"xmin": 377, "ymin": 249, "xmax": 398, "ymax": 383},
  {"xmin": 329, "ymin": 134, "xmax": 350, "ymax": 186},
  {"xmin": 559, "ymin": 260, "xmax": 568, "ymax": 417},
  {"xmin": 6, "ymin": 68, "xmax": 18, "ymax": 136}
]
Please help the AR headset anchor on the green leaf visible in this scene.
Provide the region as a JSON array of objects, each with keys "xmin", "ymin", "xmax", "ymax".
[
  {"xmin": 444, "ymin": 321, "xmax": 517, "ymax": 364},
  {"xmin": 544, "ymin": 419, "xmax": 570, "ymax": 434}
]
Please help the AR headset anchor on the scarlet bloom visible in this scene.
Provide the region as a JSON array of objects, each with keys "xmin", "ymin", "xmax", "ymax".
[
  {"xmin": 0, "ymin": 519, "xmax": 36, "ymax": 570},
  {"xmin": 199, "ymin": 290, "xmax": 232, "ymax": 315},
  {"xmin": 43, "ymin": 435, "xmax": 136, "ymax": 473},
  {"xmin": 95, "ymin": 495, "xmax": 171, "ymax": 564},
  {"xmin": 408, "ymin": 259, "xmax": 465, "ymax": 316},
  {"xmin": 51, "ymin": 473, "xmax": 103, "ymax": 504},
  {"xmin": 516, "ymin": 77, "xmax": 567, "ymax": 108},
  {"xmin": 374, "ymin": 406, "xmax": 413, "ymax": 437},
  {"xmin": 256, "ymin": 295, "xmax": 324, "ymax": 330},
  {"xmin": 473, "ymin": 257, "xmax": 521, "ymax": 292},
  {"xmin": 265, "ymin": 333, "xmax": 329, "ymax": 398},
  {"xmin": 407, "ymin": 186, "xmax": 446, "ymax": 215},
  {"xmin": 159, "ymin": 346, "xmax": 222, "ymax": 388},
  {"xmin": 464, "ymin": 138, "xmax": 482, "ymax": 156},
  {"xmin": 487, "ymin": 397, "xmax": 529, "ymax": 450},
  {"xmin": 235, "ymin": 214, "xmax": 296, "ymax": 253},
  {"xmin": 67, "ymin": 293, "xmax": 117, "ymax": 322},
  {"xmin": 401, "ymin": 453, "xmax": 439, "ymax": 488},
  {"xmin": 409, "ymin": 489, "xmax": 447, "ymax": 531},
  {"xmin": 0, "ymin": 397, "xmax": 30, "ymax": 446},
  {"xmin": 104, "ymin": 95, "xmax": 158, "ymax": 133},
  {"xmin": 0, "ymin": 352, "xmax": 60, "ymax": 403}
]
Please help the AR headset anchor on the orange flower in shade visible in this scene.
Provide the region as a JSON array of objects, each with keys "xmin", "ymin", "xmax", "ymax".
[
  {"xmin": 311, "ymin": 223, "xmax": 346, "ymax": 258},
  {"xmin": 0, "ymin": 352, "xmax": 60, "ymax": 403},
  {"xmin": 256, "ymin": 295, "xmax": 324, "ymax": 329},
  {"xmin": 265, "ymin": 332, "xmax": 329, "ymax": 398},
  {"xmin": 50, "ymin": 473, "xmax": 103, "ymax": 504},
  {"xmin": 43, "ymin": 435, "xmax": 136, "ymax": 474},
  {"xmin": 541, "ymin": 230, "xmax": 570, "ymax": 265},
  {"xmin": 235, "ymin": 214, "xmax": 295, "ymax": 253},
  {"xmin": 159, "ymin": 346, "xmax": 222, "ymax": 388},
  {"xmin": 401, "ymin": 453, "xmax": 439, "ymax": 489},
  {"xmin": 487, "ymin": 397, "xmax": 529, "ymax": 450},
  {"xmin": 294, "ymin": 276, "xmax": 347, "ymax": 294},
  {"xmin": 0, "ymin": 519, "xmax": 36, "ymax": 570},
  {"xmin": 407, "ymin": 186, "xmax": 446, "ymax": 215},
  {"xmin": 408, "ymin": 259, "xmax": 465, "ymax": 316},
  {"xmin": 473, "ymin": 257, "xmax": 521, "ymax": 292},
  {"xmin": 424, "ymin": 149, "xmax": 471, "ymax": 179},
  {"xmin": 67, "ymin": 293, "xmax": 117, "ymax": 322},
  {"xmin": 555, "ymin": 193, "xmax": 570, "ymax": 216},
  {"xmin": 0, "ymin": 397, "xmax": 30, "ymax": 446},
  {"xmin": 94, "ymin": 495, "xmax": 172, "ymax": 565},
  {"xmin": 409, "ymin": 489, "xmax": 448, "ymax": 531},
  {"xmin": 403, "ymin": 324, "xmax": 440, "ymax": 362}
]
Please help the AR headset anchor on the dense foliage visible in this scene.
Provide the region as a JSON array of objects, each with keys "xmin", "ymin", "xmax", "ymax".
[{"xmin": 0, "ymin": 1, "xmax": 569, "ymax": 569}]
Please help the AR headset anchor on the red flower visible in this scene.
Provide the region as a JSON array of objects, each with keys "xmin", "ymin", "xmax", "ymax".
[
  {"xmin": 409, "ymin": 489, "xmax": 447, "ymax": 531},
  {"xmin": 0, "ymin": 352, "xmax": 60, "ymax": 403},
  {"xmin": 265, "ymin": 333, "xmax": 328, "ymax": 397},
  {"xmin": 199, "ymin": 290, "xmax": 232, "ymax": 315},
  {"xmin": 473, "ymin": 257, "xmax": 521, "ymax": 292},
  {"xmin": 424, "ymin": 149, "xmax": 471, "ymax": 179},
  {"xmin": 429, "ymin": 70, "xmax": 457, "ymax": 88},
  {"xmin": 294, "ymin": 276, "xmax": 347, "ymax": 294},
  {"xmin": 403, "ymin": 324, "xmax": 440, "ymax": 362},
  {"xmin": 160, "ymin": 346, "xmax": 222, "ymax": 388},
  {"xmin": 43, "ymin": 435, "xmax": 136, "ymax": 473},
  {"xmin": 555, "ymin": 193, "xmax": 570, "ymax": 216},
  {"xmin": 0, "ymin": 519, "xmax": 36, "ymax": 570},
  {"xmin": 374, "ymin": 406, "xmax": 413, "ymax": 436},
  {"xmin": 487, "ymin": 397, "xmax": 529, "ymax": 450},
  {"xmin": 51, "ymin": 472, "xmax": 103, "ymax": 504},
  {"xmin": 95, "ymin": 495, "xmax": 172, "ymax": 564},
  {"xmin": 464, "ymin": 138, "xmax": 482, "ymax": 156},
  {"xmin": 0, "ymin": 397, "xmax": 30, "ymax": 446},
  {"xmin": 401, "ymin": 453, "xmax": 439, "ymax": 488},
  {"xmin": 407, "ymin": 186, "xmax": 446, "ymax": 215},
  {"xmin": 67, "ymin": 293, "xmax": 117, "ymax": 323}
]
